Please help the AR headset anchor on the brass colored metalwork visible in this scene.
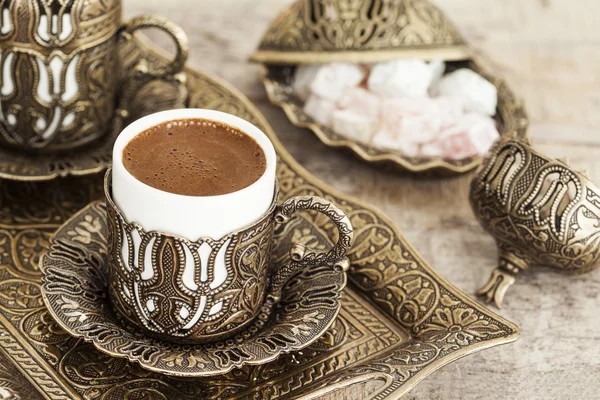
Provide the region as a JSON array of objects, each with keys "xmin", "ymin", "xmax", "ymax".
[
  {"xmin": 104, "ymin": 175, "xmax": 352, "ymax": 343},
  {"xmin": 0, "ymin": 38, "xmax": 187, "ymax": 181},
  {"xmin": 262, "ymin": 61, "xmax": 529, "ymax": 175},
  {"xmin": 41, "ymin": 201, "xmax": 348, "ymax": 376},
  {"xmin": 0, "ymin": 0, "xmax": 188, "ymax": 152},
  {"xmin": 250, "ymin": 0, "xmax": 471, "ymax": 64},
  {"xmin": 0, "ymin": 350, "xmax": 43, "ymax": 400},
  {"xmin": 0, "ymin": 37, "xmax": 518, "ymax": 399},
  {"xmin": 251, "ymin": 0, "xmax": 529, "ymax": 174},
  {"xmin": 470, "ymin": 135, "xmax": 600, "ymax": 307}
]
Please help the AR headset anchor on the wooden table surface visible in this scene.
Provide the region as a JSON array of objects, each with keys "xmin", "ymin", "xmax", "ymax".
[{"xmin": 124, "ymin": 1, "xmax": 600, "ymax": 399}]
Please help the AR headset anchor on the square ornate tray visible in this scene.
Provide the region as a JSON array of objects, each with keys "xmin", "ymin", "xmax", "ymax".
[{"xmin": 0, "ymin": 37, "xmax": 518, "ymax": 399}]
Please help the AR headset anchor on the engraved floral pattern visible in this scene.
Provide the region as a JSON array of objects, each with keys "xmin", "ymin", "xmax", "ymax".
[
  {"xmin": 290, "ymin": 227, "xmax": 327, "ymax": 251},
  {"xmin": 471, "ymin": 138, "xmax": 600, "ymax": 306},
  {"xmin": 67, "ymin": 215, "xmax": 104, "ymax": 244},
  {"xmin": 42, "ymin": 201, "xmax": 347, "ymax": 376},
  {"xmin": 24, "ymin": 310, "xmax": 66, "ymax": 341},
  {"xmin": 254, "ymin": 0, "xmax": 466, "ymax": 55},
  {"xmin": 418, "ymin": 307, "xmax": 503, "ymax": 346},
  {"xmin": 162, "ymin": 347, "xmax": 206, "ymax": 369},
  {"xmin": 55, "ymin": 296, "xmax": 89, "ymax": 324},
  {"xmin": 0, "ymin": 281, "xmax": 42, "ymax": 311},
  {"xmin": 0, "ymin": 38, "xmax": 517, "ymax": 400},
  {"xmin": 280, "ymin": 311, "xmax": 328, "ymax": 337},
  {"xmin": 16, "ymin": 231, "xmax": 51, "ymax": 272},
  {"xmin": 0, "ymin": 236, "xmax": 11, "ymax": 262}
]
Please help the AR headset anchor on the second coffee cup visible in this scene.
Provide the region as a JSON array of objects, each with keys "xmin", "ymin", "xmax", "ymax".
[
  {"xmin": 0, "ymin": 0, "xmax": 188, "ymax": 152},
  {"xmin": 106, "ymin": 109, "xmax": 353, "ymax": 343}
]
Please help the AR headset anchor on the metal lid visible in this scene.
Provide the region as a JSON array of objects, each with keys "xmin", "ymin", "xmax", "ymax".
[{"xmin": 251, "ymin": 0, "xmax": 471, "ymax": 65}]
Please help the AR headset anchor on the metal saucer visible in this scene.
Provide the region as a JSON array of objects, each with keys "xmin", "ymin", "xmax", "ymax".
[{"xmin": 40, "ymin": 201, "xmax": 346, "ymax": 377}]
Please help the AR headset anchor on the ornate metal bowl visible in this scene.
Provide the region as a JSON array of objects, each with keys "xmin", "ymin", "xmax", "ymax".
[
  {"xmin": 251, "ymin": 0, "xmax": 529, "ymax": 175},
  {"xmin": 470, "ymin": 135, "xmax": 600, "ymax": 307}
]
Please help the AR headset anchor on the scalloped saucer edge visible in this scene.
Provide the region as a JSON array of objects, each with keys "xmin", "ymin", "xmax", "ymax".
[{"xmin": 40, "ymin": 201, "xmax": 347, "ymax": 377}]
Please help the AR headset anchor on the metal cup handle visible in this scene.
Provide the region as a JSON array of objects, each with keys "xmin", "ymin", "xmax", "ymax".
[
  {"xmin": 268, "ymin": 195, "xmax": 353, "ymax": 302},
  {"xmin": 116, "ymin": 15, "xmax": 189, "ymax": 116},
  {"xmin": 119, "ymin": 14, "xmax": 189, "ymax": 80}
]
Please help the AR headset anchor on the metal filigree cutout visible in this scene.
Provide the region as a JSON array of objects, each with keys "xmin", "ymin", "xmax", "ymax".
[
  {"xmin": 0, "ymin": 0, "xmax": 122, "ymax": 151},
  {"xmin": 105, "ymin": 174, "xmax": 353, "ymax": 343},
  {"xmin": 251, "ymin": 0, "xmax": 470, "ymax": 64},
  {"xmin": 106, "ymin": 188, "xmax": 277, "ymax": 343},
  {"xmin": 0, "ymin": 0, "xmax": 188, "ymax": 153},
  {"xmin": 471, "ymin": 137, "xmax": 600, "ymax": 306},
  {"xmin": 0, "ymin": 38, "xmax": 187, "ymax": 181},
  {"xmin": 41, "ymin": 201, "xmax": 347, "ymax": 376},
  {"xmin": 0, "ymin": 36, "xmax": 518, "ymax": 399}
]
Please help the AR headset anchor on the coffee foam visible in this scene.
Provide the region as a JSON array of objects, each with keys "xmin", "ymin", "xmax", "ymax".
[{"xmin": 123, "ymin": 118, "xmax": 267, "ymax": 197}]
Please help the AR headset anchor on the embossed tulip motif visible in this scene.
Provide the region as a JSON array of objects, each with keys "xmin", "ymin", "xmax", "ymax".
[
  {"xmin": 470, "ymin": 136, "xmax": 600, "ymax": 307},
  {"xmin": 110, "ymin": 219, "xmax": 266, "ymax": 341},
  {"xmin": 34, "ymin": 0, "xmax": 76, "ymax": 46},
  {"xmin": 0, "ymin": 0, "xmax": 121, "ymax": 150},
  {"xmin": 0, "ymin": 2, "xmax": 12, "ymax": 36},
  {"xmin": 0, "ymin": 51, "xmax": 81, "ymax": 146}
]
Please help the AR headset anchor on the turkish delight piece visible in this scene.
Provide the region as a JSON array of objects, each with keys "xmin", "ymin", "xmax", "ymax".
[
  {"xmin": 368, "ymin": 59, "xmax": 435, "ymax": 98},
  {"xmin": 438, "ymin": 112, "xmax": 500, "ymax": 159},
  {"xmin": 432, "ymin": 96, "xmax": 465, "ymax": 130},
  {"xmin": 421, "ymin": 141, "xmax": 445, "ymax": 158},
  {"xmin": 434, "ymin": 68, "xmax": 498, "ymax": 116},
  {"xmin": 336, "ymin": 87, "xmax": 381, "ymax": 120},
  {"xmin": 379, "ymin": 98, "xmax": 442, "ymax": 144},
  {"xmin": 332, "ymin": 109, "xmax": 378, "ymax": 145},
  {"xmin": 461, "ymin": 112, "xmax": 500, "ymax": 154},
  {"xmin": 371, "ymin": 128, "xmax": 420, "ymax": 157},
  {"xmin": 293, "ymin": 64, "xmax": 322, "ymax": 101},
  {"xmin": 304, "ymin": 95, "xmax": 336, "ymax": 126},
  {"xmin": 309, "ymin": 63, "xmax": 366, "ymax": 102},
  {"xmin": 438, "ymin": 131, "xmax": 479, "ymax": 160}
]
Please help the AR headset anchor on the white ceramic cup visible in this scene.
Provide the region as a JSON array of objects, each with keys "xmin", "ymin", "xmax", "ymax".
[{"xmin": 111, "ymin": 108, "xmax": 277, "ymax": 241}]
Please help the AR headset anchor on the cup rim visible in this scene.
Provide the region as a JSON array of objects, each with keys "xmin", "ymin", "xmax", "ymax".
[
  {"xmin": 104, "ymin": 169, "xmax": 280, "ymax": 241},
  {"xmin": 112, "ymin": 108, "xmax": 277, "ymax": 201}
]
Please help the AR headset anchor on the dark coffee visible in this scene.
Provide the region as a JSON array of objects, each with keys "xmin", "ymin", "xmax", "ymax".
[{"xmin": 123, "ymin": 118, "xmax": 267, "ymax": 196}]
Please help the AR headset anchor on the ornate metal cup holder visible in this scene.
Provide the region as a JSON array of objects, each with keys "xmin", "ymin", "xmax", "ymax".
[
  {"xmin": 0, "ymin": 35, "xmax": 187, "ymax": 182},
  {"xmin": 40, "ymin": 201, "xmax": 347, "ymax": 377}
]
